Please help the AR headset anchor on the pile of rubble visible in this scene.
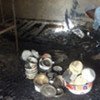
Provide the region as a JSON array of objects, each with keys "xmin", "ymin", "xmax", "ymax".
[{"xmin": 21, "ymin": 49, "xmax": 96, "ymax": 97}]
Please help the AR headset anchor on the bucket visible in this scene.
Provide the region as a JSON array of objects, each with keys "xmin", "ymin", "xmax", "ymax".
[{"xmin": 66, "ymin": 82, "xmax": 93, "ymax": 95}]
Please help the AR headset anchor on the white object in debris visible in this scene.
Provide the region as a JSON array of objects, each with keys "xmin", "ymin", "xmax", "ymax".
[
  {"xmin": 34, "ymin": 85, "xmax": 42, "ymax": 92},
  {"xmin": 31, "ymin": 49, "xmax": 39, "ymax": 58},
  {"xmin": 26, "ymin": 73, "xmax": 37, "ymax": 80},
  {"xmin": 28, "ymin": 62, "xmax": 37, "ymax": 68},
  {"xmin": 21, "ymin": 50, "xmax": 32, "ymax": 61},
  {"xmin": 82, "ymin": 68, "xmax": 96, "ymax": 83},
  {"xmin": 69, "ymin": 60, "xmax": 83, "ymax": 75},
  {"xmin": 53, "ymin": 66, "xmax": 63, "ymax": 72},
  {"xmin": 27, "ymin": 56, "xmax": 38, "ymax": 63},
  {"xmin": 25, "ymin": 65, "xmax": 38, "ymax": 73},
  {"xmin": 72, "ymin": 28, "xmax": 85, "ymax": 38},
  {"xmin": 73, "ymin": 75, "xmax": 87, "ymax": 85},
  {"xmin": 39, "ymin": 58, "xmax": 54, "ymax": 71}
]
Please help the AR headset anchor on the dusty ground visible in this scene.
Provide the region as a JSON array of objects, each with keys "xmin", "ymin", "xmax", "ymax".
[{"xmin": 0, "ymin": 34, "xmax": 100, "ymax": 100}]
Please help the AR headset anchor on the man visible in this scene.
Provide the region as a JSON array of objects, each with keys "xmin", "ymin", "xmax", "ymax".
[
  {"xmin": 85, "ymin": 5, "xmax": 100, "ymax": 60},
  {"xmin": 85, "ymin": 5, "xmax": 100, "ymax": 42},
  {"xmin": 85, "ymin": 5, "xmax": 100, "ymax": 31}
]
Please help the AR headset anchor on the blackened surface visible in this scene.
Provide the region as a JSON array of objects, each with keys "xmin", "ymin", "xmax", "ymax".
[{"xmin": 0, "ymin": 34, "xmax": 100, "ymax": 100}]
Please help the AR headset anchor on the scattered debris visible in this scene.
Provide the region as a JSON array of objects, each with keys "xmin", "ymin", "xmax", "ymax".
[
  {"xmin": 63, "ymin": 60, "xmax": 96, "ymax": 95},
  {"xmin": 21, "ymin": 49, "xmax": 96, "ymax": 96},
  {"xmin": 72, "ymin": 28, "xmax": 85, "ymax": 38}
]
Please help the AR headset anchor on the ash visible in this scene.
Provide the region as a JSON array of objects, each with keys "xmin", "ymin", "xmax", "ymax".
[{"xmin": 0, "ymin": 29, "xmax": 100, "ymax": 100}]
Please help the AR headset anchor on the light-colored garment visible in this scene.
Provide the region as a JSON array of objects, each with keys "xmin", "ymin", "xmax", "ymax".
[{"xmin": 93, "ymin": 7, "xmax": 100, "ymax": 30}]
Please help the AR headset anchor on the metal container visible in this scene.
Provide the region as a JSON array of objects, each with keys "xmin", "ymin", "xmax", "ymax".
[
  {"xmin": 27, "ymin": 56, "xmax": 38, "ymax": 63},
  {"xmin": 25, "ymin": 63, "xmax": 38, "ymax": 80},
  {"xmin": 63, "ymin": 60, "xmax": 83, "ymax": 83},
  {"xmin": 41, "ymin": 84, "xmax": 57, "ymax": 97},
  {"xmin": 82, "ymin": 68, "xmax": 96, "ymax": 83},
  {"xmin": 31, "ymin": 49, "xmax": 40, "ymax": 58},
  {"xmin": 21, "ymin": 50, "xmax": 32, "ymax": 61},
  {"xmin": 53, "ymin": 66, "xmax": 63, "ymax": 74},
  {"xmin": 25, "ymin": 63, "xmax": 38, "ymax": 72},
  {"xmin": 55, "ymin": 88, "xmax": 64, "ymax": 98},
  {"xmin": 65, "ymin": 68, "xmax": 96, "ymax": 95},
  {"xmin": 26, "ymin": 73, "xmax": 37, "ymax": 80},
  {"xmin": 53, "ymin": 75, "xmax": 65, "ymax": 88},
  {"xmin": 62, "ymin": 69, "xmax": 75, "ymax": 83},
  {"xmin": 39, "ymin": 58, "xmax": 54, "ymax": 71},
  {"xmin": 47, "ymin": 72, "xmax": 57, "ymax": 84},
  {"xmin": 25, "ymin": 67, "xmax": 38, "ymax": 74},
  {"xmin": 28, "ymin": 62, "xmax": 37, "ymax": 69},
  {"xmin": 69, "ymin": 60, "xmax": 83, "ymax": 75},
  {"xmin": 34, "ymin": 73, "xmax": 49, "ymax": 92}
]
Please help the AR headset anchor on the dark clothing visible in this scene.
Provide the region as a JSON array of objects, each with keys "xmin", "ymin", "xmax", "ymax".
[{"xmin": 92, "ymin": 27, "xmax": 100, "ymax": 42}]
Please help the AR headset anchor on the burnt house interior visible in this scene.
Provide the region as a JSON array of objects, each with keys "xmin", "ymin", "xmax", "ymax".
[{"xmin": 0, "ymin": 0, "xmax": 100, "ymax": 100}]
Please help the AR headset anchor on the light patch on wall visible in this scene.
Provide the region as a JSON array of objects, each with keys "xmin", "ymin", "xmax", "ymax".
[{"xmin": 54, "ymin": 19, "xmax": 74, "ymax": 33}]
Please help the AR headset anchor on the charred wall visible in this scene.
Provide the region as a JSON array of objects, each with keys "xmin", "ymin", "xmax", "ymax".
[
  {"xmin": 1, "ymin": 0, "xmax": 100, "ymax": 23},
  {"xmin": 15, "ymin": 0, "xmax": 71, "ymax": 21}
]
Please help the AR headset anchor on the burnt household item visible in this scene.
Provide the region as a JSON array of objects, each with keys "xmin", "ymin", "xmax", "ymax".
[
  {"xmin": 69, "ymin": 60, "xmax": 83, "ymax": 75},
  {"xmin": 62, "ymin": 69, "xmax": 73, "ymax": 83},
  {"xmin": 31, "ymin": 49, "xmax": 40, "ymax": 58},
  {"xmin": 53, "ymin": 75, "xmax": 65, "ymax": 88},
  {"xmin": 41, "ymin": 84, "xmax": 57, "ymax": 97},
  {"xmin": 28, "ymin": 62, "xmax": 37, "ymax": 69},
  {"xmin": 25, "ymin": 63, "xmax": 38, "ymax": 80},
  {"xmin": 70, "ymin": 75, "xmax": 87, "ymax": 85},
  {"xmin": 21, "ymin": 50, "xmax": 32, "ymax": 61},
  {"xmin": 47, "ymin": 72, "xmax": 57, "ymax": 84},
  {"xmin": 55, "ymin": 88, "xmax": 64, "ymax": 98},
  {"xmin": 65, "ymin": 68, "xmax": 95, "ymax": 95},
  {"xmin": 34, "ymin": 73, "xmax": 49, "ymax": 92},
  {"xmin": 47, "ymin": 72, "xmax": 55, "ymax": 79},
  {"xmin": 53, "ymin": 66, "xmax": 63, "ymax": 74},
  {"xmin": 25, "ymin": 67, "xmax": 38, "ymax": 74},
  {"xmin": 27, "ymin": 56, "xmax": 38, "ymax": 63},
  {"xmin": 63, "ymin": 60, "xmax": 83, "ymax": 83},
  {"xmin": 82, "ymin": 68, "xmax": 96, "ymax": 83},
  {"xmin": 39, "ymin": 57, "xmax": 54, "ymax": 71},
  {"xmin": 66, "ymin": 82, "xmax": 93, "ymax": 95},
  {"xmin": 25, "ymin": 64, "xmax": 38, "ymax": 74},
  {"xmin": 25, "ymin": 72, "xmax": 38, "ymax": 80},
  {"xmin": 72, "ymin": 28, "xmax": 85, "ymax": 38}
]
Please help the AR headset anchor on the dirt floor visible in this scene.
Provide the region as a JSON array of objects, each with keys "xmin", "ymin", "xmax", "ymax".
[{"xmin": 0, "ymin": 34, "xmax": 100, "ymax": 100}]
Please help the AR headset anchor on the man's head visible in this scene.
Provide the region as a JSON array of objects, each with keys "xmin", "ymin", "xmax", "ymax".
[{"xmin": 85, "ymin": 4, "xmax": 96, "ymax": 19}]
